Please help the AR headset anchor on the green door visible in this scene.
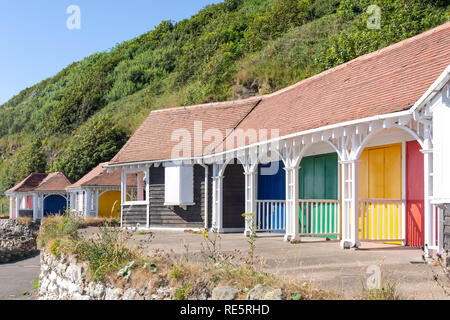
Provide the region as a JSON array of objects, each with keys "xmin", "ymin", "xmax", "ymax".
[{"xmin": 299, "ymin": 153, "xmax": 338, "ymax": 237}]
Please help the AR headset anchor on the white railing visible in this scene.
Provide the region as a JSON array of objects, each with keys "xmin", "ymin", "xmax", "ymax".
[
  {"xmin": 358, "ymin": 199, "xmax": 406, "ymax": 242},
  {"xmin": 255, "ymin": 200, "xmax": 286, "ymax": 232},
  {"xmin": 298, "ymin": 199, "xmax": 340, "ymax": 236}
]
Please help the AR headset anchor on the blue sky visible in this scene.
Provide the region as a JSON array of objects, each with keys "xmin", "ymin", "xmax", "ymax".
[{"xmin": 0, "ymin": 0, "xmax": 222, "ymax": 104}]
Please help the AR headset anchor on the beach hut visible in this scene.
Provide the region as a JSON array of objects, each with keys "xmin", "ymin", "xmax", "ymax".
[
  {"xmin": 66, "ymin": 162, "xmax": 138, "ymax": 219},
  {"xmin": 5, "ymin": 172, "xmax": 71, "ymax": 220}
]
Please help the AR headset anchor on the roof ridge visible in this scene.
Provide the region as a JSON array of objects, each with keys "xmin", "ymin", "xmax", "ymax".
[{"xmin": 150, "ymin": 96, "xmax": 262, "ymax": 114}]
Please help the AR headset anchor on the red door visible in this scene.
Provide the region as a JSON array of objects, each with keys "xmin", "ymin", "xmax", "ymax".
[
  {"xmin": 406, "ymin": 141, "xmax": 424, "ymax": 247},
  {"xmin": 26, "ymin": 196, "xmax": 33, "ymax": 209}
]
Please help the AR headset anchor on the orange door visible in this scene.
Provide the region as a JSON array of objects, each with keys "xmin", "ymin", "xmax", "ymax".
[{"xmin": 98, "ymin": 191, "xmax": 121, "ymax": 218}]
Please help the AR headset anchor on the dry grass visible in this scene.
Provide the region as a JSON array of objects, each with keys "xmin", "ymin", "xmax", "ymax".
[
  {"xmin": 39, "ymin": 216, "xmax": 404, "ymax": 300},
  {"xmin": 16, "ymin": 217, "xmax": 33, "ymax": 226},
  {"xmin": 81, "ymin": 217, "xmax": 120, "ymax": 228}
]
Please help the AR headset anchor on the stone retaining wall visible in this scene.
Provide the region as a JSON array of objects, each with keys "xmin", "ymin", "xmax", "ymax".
[
  {"xmin": 0, "ymin": 219, "xmax": 39, "ymax": 263},
  {"xmin": 38, "ymin": 251, "xmax": 283, "ymax": 300}
]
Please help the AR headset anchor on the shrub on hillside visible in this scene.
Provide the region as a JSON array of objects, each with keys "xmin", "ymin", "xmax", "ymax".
[{"xmin": 51, "ymin": 115, "xmax": 127, "ymax": 182}]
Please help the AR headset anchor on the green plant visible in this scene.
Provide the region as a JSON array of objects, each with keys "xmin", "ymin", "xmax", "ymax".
[
  {"xmin": 38, "ymin": 215, "xmax": 82, "ymax": 247},
  {"xmin": 200, "ymin": 227, "xmax": 224, "ymax": 264},
  {"xmin": 174, "ymin": 283, "xmax": 192, "ymax": 300},
  {"xmin": 290, "ymin": 292, "xmax": 302, "ymax": 300},
  {"xmin": 72, "ymin": 226, "xmax": 136, "ymax": 281},
  {"xmin": 33, "ymin": 275, "xmax": 39, "ymax": 291},
  {"xmin": 169, "ymin": 263, "xmax": 186, "ymax": 280},
  {"xmin": 49, "ymin": 239, "xmax": 62, "ymax": 258},
  {"xmin": 117, "ymin": 261, "xmax": 135, "ymax": 279},
  {"xmin": 242, "ymin": 212, "xmax": 257, "ymax": 268}
]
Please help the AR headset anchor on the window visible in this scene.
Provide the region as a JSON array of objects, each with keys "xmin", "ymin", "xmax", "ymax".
[
  {"xmin": 164, "ymin": 163, "xmax": 194, "ymax": 206},
  {"xmin": 122, "ymin": 169, "xmax": 148, "ymax": 204}
]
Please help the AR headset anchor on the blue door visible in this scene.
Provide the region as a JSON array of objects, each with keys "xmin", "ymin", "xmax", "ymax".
[
  {"xmin": 44, "ymin": 195, "xmax": 67, "ymax": 216},
  {"xmin": 258, "ymin": 161, "xmax": 285, "ymax": 232}
]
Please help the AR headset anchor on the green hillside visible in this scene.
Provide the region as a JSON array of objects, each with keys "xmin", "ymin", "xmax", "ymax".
[{"xmin": 0, "ymin": 0, "xmax": 448, "ymax": 207}]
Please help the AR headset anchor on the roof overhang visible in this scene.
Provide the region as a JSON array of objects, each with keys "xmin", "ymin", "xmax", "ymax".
[{"xmin": 412, "ymin": 65, "xmax": 450, "ymax": 120}]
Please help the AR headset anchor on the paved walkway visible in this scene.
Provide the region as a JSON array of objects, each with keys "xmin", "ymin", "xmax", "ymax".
[
  {"xmin": 0, "ymin": 254, "xmax": 40, "ymax": 300},
  {"xmin": 80, "ymin": 228, "xmax": 449, "ymax": 300}
]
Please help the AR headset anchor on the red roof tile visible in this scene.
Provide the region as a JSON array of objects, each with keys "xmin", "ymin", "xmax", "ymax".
[
  {"xmin": 6, "ymin": 172, "xmax": 71, "ymax": 193},
  {"xmin": 109, "ymin": 99, "xmax": 260, "ymax": 164},
  {"xmin": 215, "ymin": 21, "xmax": 450, "ymax": 152},
  {"xmin": 67, "ymin": 162, "xmax": 137, "ymax": 188},
  {"xmin": 109, "ymin": 22, "xmax": 450, "ymax": 164}
]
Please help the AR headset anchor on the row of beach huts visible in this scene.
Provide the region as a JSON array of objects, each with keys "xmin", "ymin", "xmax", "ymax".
[{"xmin": 6, "ymin": 22, "xmax": 450, "ymax": 254}]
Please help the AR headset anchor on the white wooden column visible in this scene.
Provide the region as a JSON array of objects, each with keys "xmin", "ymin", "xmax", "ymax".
[
  {"xmin": 38, "ymin": 195, "xmax": 44, "ymax": 218},
  {"xmin": 340, "ymin": 159, "xmax": 360, "ymax": 248},
  {"xmin": 244, "ymin": 169, "xmax": 257, "ymax": 236},
  {"xmin": 15, "ymin": 195, "xmax": 21, "ymax": 218},
  {"xmin": 211, "ymin": 164, "xmax": 224, "ymax": 233},
  {"xmin": 9, "ymin": 196, "xmax": 14, "ymax": 219},
  {"xmin": 93, "ymin": 190, "xmax": 99, "ymax": 217},
  {"xmin": 423, "ymin": 124, "xmax": 434, "ymax": 256},
  {"xmin": 145, "ymin": 166, "xmax": 150, "ymax": 228},
  {"xmin": 85, "ymin": 189, "xmax": 92, "ymax": 217},
  {"xmin": 32, "ymin": 194, "xmax": 39, "ymax": 220},
  {"xmin": 284, "ymin": 166, "xmax": 299, "ymax": 241},
  {"xmin": 120, "ymin": 169, "xmax": 126, "ymax": 227}
]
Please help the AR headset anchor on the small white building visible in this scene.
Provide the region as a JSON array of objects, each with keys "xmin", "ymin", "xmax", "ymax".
[
  {"xmin": 5, "ymin": 172, "xmax": 71, "ymax": 220},
  {"xmin": 66, "ymin": 162, "xmax": 139, "ymax": 219}
]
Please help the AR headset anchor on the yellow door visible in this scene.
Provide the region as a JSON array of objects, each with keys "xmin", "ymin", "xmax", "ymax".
[
  {"xmin": 98, "ymin": 191, "xmax": 122, "ymax": 219},
  {"xmin": 359, "ymin": 143, "xmax": 402, "ymax": 243}
]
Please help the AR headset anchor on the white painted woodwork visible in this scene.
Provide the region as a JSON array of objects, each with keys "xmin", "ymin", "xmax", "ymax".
[{"xmin": 164, "ymin": 163, "xmax": 194, "ymax": 206}]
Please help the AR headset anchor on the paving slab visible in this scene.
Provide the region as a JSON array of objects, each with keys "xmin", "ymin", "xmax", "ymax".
[{"xmin": 0, "ymin": 254, "xmax": 40, "ymax": 300}]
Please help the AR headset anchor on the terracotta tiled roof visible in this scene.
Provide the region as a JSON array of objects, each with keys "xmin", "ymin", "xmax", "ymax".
[
  {"xmin": 67, "ymin": 162, "xmax": 137, "ymax": 189},
  {"xmin": 109, "ymin": 22, "xmax": 450, "ymax": 164},
  {"xmin": 5, "ymin": 172, "xmax": 71, "ymax": 194},
  {"xmin": 215, "ymin": 21, "xmax": 450, "ymax": 152},
  {"xmin": 109, "ymin": 99, "xmax": 261, "ymax": 164}
]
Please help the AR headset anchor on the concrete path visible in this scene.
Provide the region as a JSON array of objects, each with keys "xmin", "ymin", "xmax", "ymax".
[
  {"xmin": 0, "ymin": 254, "xmax": 40, "ymax": 300},
  {"xmin": 79, "ymin": 228, "xmax": 450, "ymax": 300}
]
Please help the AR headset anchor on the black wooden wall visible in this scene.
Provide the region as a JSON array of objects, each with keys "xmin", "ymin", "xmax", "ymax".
[
  {"xmin": 222, "ymin": 163, "xmax": 245, "ymax": 229},
  {"xmin": 147, "ymin": 164, "xmax": 212, "ymax": 229}
]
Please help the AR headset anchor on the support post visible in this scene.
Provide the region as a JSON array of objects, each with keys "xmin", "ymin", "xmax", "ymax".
[
  {"xmin": 340, "ymin": 159, "xmax": 360, "ymax": 248},
  {"xmin": 211, "ymin": 164, "xmax": 224, "ymax": 233},
  {"xmin": 38, "ymin": 195, "xmax": 44, "ymax": 218},
  {"xmin": 93, "ymin": 190, "xmax": 99, "ymax": 217},
  {"xmin": 423, "ymin": 125, "xmax": 434, "ymax": 257},
  {"xmin": 86, "ymin": 189, "xmax": 92, "ymax": 218},
  {"xmin": 145, "ymin": 166, "xmax": 150, "ymax": 228},
  {"xmin": 15, "ymin": 195, "xmax": 21, "ymax": 219},
  {"xmin": 32, "ymin": 194, "xmax": 39, "ymax": 221},
  {"xmin": 244, "ymin": 169, "xmax": 257, "ymax": 236},
  {"xmin": 284, "ymin": 166, "xmax": 299, "ymax": 241},
  {"xmin": 9, "ymin": 196, "xmax": 14, "ymax": 219},
  {"xmin": 120, "ymin": 169, "xmax": 126, "ymax": 227}
]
